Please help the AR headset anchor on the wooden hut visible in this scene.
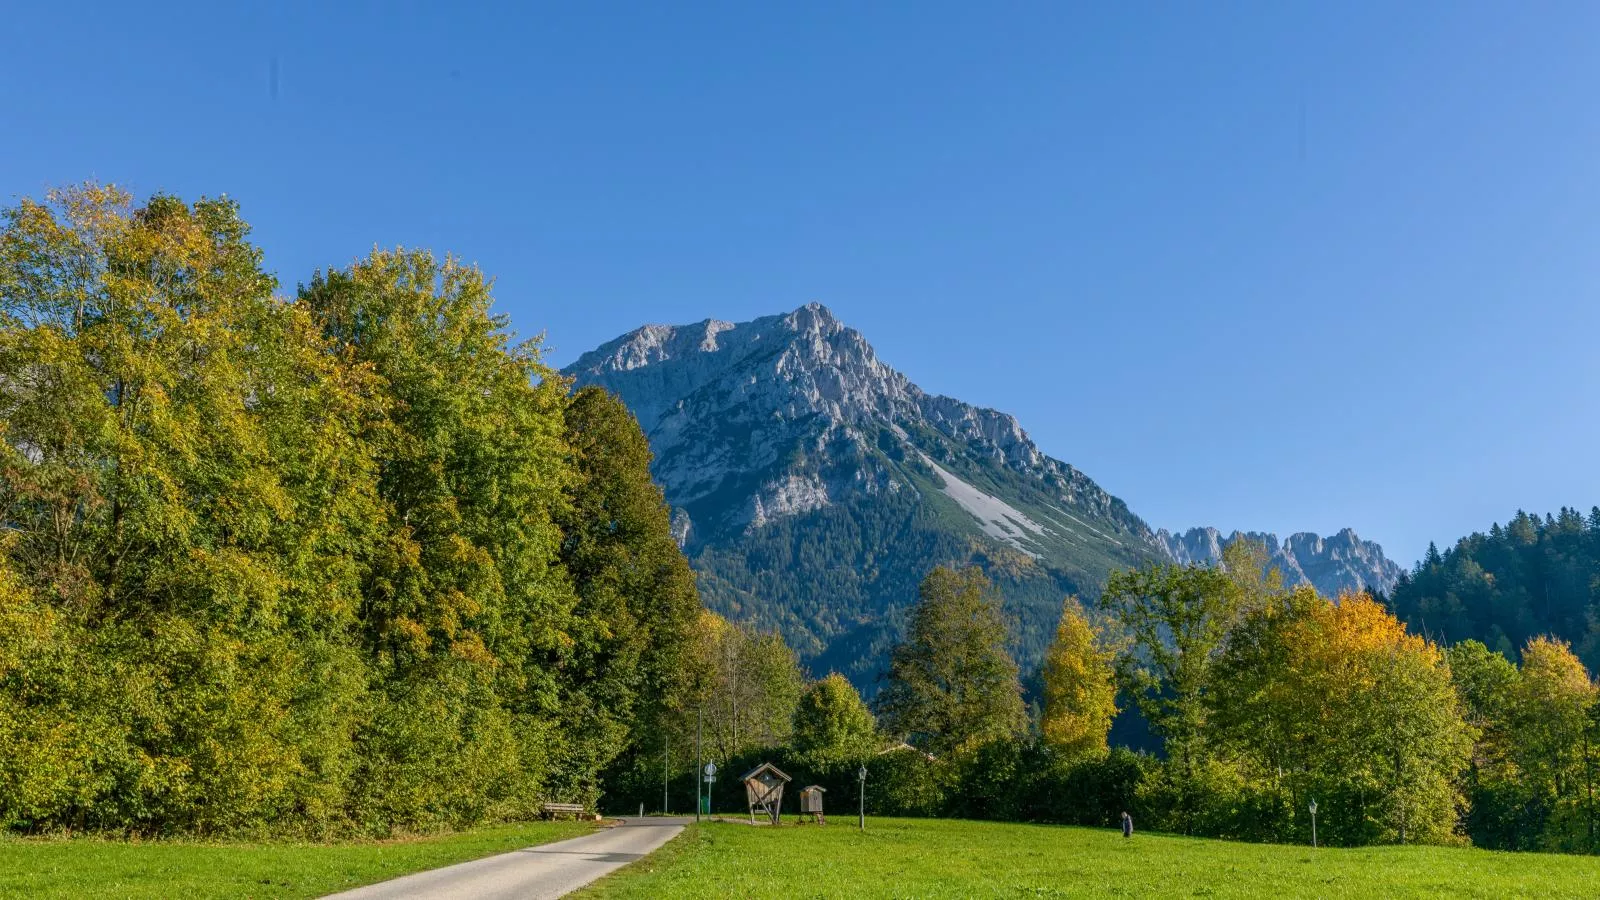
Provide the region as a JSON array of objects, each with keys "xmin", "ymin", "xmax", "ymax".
[
  {"xmin": 740, "ymin": 762, "xmax": 791, "ymax": 825},
  {"xmin": 799, "ymin": 785, "xmax": 826, "ymax": 825}
]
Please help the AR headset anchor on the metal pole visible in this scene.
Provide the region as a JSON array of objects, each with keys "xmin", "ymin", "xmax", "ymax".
[
  {"xmin": 663, "ymin": 740, "xmax": 669, "ymax": 815},
  {"xmin": 695, "ymin": 706, "xmax": 703, "ymax": 824},
  {"xmin": 1312, "ymin": 811, "xmax": 1317, "ymax": 848}
]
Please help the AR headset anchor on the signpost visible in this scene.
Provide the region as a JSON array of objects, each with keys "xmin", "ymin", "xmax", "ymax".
[{"xmin": 703, "ymin": 761, "xmax": 718, "ymax": 817}]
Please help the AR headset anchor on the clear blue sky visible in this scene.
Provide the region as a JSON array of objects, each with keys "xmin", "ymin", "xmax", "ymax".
[{"xmin": 6, "ymin": 1, "xmax": 1599, "ymax": 566}]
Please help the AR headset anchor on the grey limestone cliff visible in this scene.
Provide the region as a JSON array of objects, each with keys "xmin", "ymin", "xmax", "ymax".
[{"xmin": 1154, "ymin": 526, "xmax": 1404, "ymax": 597}]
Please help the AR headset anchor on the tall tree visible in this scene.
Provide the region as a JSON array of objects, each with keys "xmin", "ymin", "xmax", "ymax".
[
  {"xmin": 1508, "ymin": 637, "xmax": 1597, "ymax": 851},
  {"xmin": 1099, "ymin": 559, "xmax": 1242, "ymax": 772},
  {"xmin": 1447, "ymin": 640, "xmax": 1524, "ymax": 849},
  {"xmin": 556, "ymin": 386, "xmax": 702, "ymax": 783},
  {"xmin": 1038, "ymin": 598, "xmax": 1118, "ymax": 761},
  {"xmin": 301, "ymin": 249, "xmax": 580, "ymax": 823},
  {"xmin": 876, "ymin": 566, "xmax": 1025, "ymax": 756},
  {"xmin": 0, "ymin": 185, "xmax": 381, "ymax": 832},
  {"xmin": 691, "ymin": 611, "xmax": 803, "ymax": 762}
]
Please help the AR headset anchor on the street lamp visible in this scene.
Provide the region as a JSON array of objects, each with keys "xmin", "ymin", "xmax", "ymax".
[
  {"xmin": 857, "ymin": 765, "xmax": 868, "ymax": 831},
  {"xmin": 1309, "ymin": 799, "xmax": 1318, "ymax": 848}
]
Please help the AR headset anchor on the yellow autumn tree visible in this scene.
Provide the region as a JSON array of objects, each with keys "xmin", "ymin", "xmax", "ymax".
[
  {"xmin": 1039, "ymin": 598, "xmax": 1119, "ymax": 761},
  {"xmin": 1212, "ymin": 590, "xmax": 1471, "ymax": 845}
]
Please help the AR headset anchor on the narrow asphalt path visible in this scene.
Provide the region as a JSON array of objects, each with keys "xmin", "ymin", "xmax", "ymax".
[{"xmin": 324, "ymin": 817, "xmax": 689, "ymax": 900}]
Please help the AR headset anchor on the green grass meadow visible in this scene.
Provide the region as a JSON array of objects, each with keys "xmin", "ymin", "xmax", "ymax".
[
  {"xmin": 0, "ymin": 820, "xmax": 595, "ymax": 899},
  {"xmin": 580, "ymin": 817, "xmax": 1600, "ymax": 899}
]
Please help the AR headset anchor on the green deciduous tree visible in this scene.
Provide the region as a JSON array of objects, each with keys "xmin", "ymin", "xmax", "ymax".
[
  {"xmin": 792, "ymin": 673, "xmax": 878, "ymax": 772},
  {"xmin": 301, "ymin": 249, "xmax": 580, "ymax": 824},
  {"xmin": 876, "ymin": 566, "xmax": 1025, "ymax": 756},
  {"xmin": 1098, "ymin": 559, "xmax": 1241, "ymax": 774},
  {"xmin": 1508, "ymin": 637, "xmax": 1598, "ymax": 851},
  {"xmin": 690, "ymin": 611, "xmax": 803, "ymax": 762},
  {"xmin": 1, "ymin": 185, "xmax": 711, "ymax": 837},
  {"xmin": 557, "ymin": 385, "xmax": 704, "ymax": 798},
  {"xmin": 1447, "ymin": 640, "xmax": 1526, "ymax": 849},
  {"xmin": 0, "ymin": 185, "xmax": 382, "ymax": 833}
]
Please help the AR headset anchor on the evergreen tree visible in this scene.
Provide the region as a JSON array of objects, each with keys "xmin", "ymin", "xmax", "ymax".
[{"xmin": 1391, "ymin": 505, "xmax": 1600, "ymax": 672}]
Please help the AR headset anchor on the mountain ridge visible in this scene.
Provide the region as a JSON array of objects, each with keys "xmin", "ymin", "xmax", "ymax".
[
  {"xmin": 565, "ymin": 304, "xmax": 1402, "ymax": 682},
  {"xmin": 1155, "ymin": 525, "xmax": 1404, "ymax": 597}
]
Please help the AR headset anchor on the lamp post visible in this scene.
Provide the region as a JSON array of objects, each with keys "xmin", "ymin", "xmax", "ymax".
[
  {"xmin": 857, "ymin": 765, "xmax": 868, "ymax": 831},
  {"xmin": 1309, "ymin": 799, "xmax": 1318, "ymax": 848}
]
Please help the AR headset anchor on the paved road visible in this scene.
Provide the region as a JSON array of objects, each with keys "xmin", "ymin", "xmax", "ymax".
[{"xmin": 324, "ymin": 817, "xmax": 689, "ymax": 900}]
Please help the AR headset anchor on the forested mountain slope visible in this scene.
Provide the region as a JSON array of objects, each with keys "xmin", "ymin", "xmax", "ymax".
[{"xmin": 1391, "ymin": 507, "xmax": 1600, "ymax": 669}]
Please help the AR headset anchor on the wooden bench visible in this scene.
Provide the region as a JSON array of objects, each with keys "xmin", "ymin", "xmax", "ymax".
[{"xmin": 540, "ymin": 802, "xmax": 588, "ymax": 820}]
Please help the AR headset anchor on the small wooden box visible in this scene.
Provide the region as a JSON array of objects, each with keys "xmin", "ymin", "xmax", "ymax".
[{"xmin": 800, "ymin": 785, "xmax": 826, "ymax": 814}]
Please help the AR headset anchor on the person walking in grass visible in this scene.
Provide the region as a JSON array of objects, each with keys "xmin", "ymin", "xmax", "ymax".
[{"xmin": 1121, "ymin": 811, "xmax": 1133, "ymax": 839}]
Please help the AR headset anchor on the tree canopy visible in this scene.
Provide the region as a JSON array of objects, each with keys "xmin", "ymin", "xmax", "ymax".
[
  {"xmin": 876, "ymin": 566, "xmax": 1025, "ymax": 756},
  {"xmin": 792, "ymin": 673, "xmax": 879, "ymax": 772},
  {"xmin": 1038, "ymin": 598, "xmax": 1118, "ymax": 761},
  {"xmin": 0, "ymin": 186, "xmax": 703, "ymax": 836}
]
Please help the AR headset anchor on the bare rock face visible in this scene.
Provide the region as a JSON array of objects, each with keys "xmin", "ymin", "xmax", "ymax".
[
  {"xmin": 565, "ymin": 303, "xmax": 1152, "ymax": 557},
  {"xmin": 1153, "ymin": 526, "xmax": 1404, "ymax": 597}
]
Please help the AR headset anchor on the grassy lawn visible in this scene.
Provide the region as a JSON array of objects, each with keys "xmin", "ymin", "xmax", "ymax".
[
  {"xmin": 0, "ymin": 820, "xmax": 596, "ymax": 899},
  {"xmin": 578, "ymin": 817, "xmax": 1600, "ymax": 899}
]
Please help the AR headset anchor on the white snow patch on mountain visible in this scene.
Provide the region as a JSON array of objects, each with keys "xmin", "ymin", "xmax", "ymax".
[{"xmin": 918, "ymin": 452, "xmax": 1045, "ymax": 557}]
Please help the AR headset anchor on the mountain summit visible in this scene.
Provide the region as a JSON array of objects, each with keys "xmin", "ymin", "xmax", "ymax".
[
  {"xmin": 565, "ymin": 304, "xmax": 1163, "ymax": 681},
  {"xmin": 565, "ymin": 304, "xmax": 1405, "ymax": 684}
]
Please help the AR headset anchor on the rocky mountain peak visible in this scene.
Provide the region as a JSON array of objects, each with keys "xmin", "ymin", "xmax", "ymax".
[
  {"xmin": 1154, "ymin": 525, "xmax": 1404, "ymax": 597},
  {"xmin": 565, "ymin": 305, "xmax": 1158, "ymax": 552}
]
